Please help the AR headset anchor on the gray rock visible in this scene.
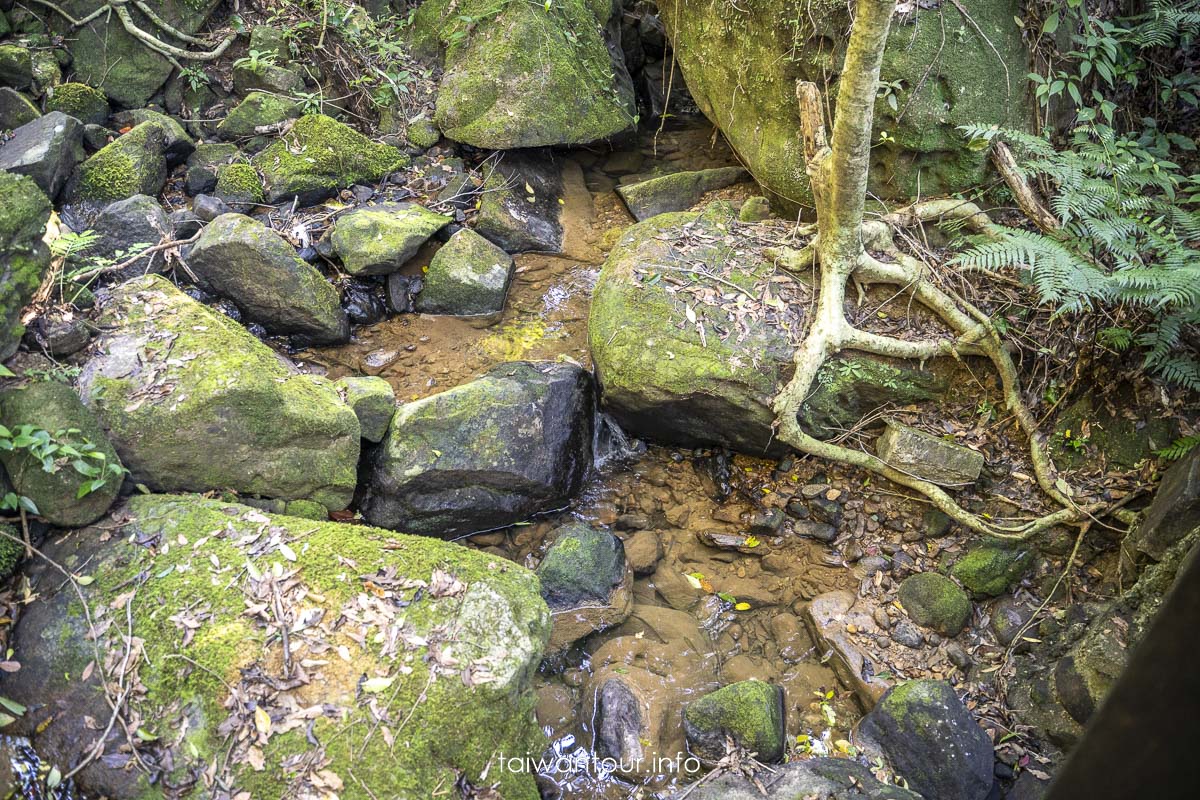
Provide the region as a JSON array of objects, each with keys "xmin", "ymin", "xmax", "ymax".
[
  {"xmin": 167, "ymin": 209, "xmax": 204, "ymax": 239},
  {"xmin": 990, "ymin": 595, "xmax": 1032, "ymax": 647},
  {"xmin": 0, "ymin": 86, "xmax": 40, "ymax": 129},
  {"xmin": 617, "ymin": 167, "xmax": 750, "ymax": 221},
  {"xmin": 361, "ymin": 361, "xmax": 595, "ymax": 536},
  {"xmin": 416, "ymin": 228, "xmax": 514, "ymax": 315},
  {"xmin": 474, "ymin": 151, "xmax": 566, "ymax": 252},
  {"xmin": 90, "ymin": 194, "xmax": 172, "ymax": 281},
  {"xmin": 0, "ymin": 172, "xmax": 51, "ymax": 360},
  {"xmin": 0, "ymin": 43, "xmax": 34, "ymax": 90},
  {"xmin": 876, "ymin": 420, "xmax": 984, "ymax": 484},
  {"xmin": 185, "ymin": 142, "xmax": 242, "ymax": 196},
  {"xmin": 1134, "ymin": 446, "xmax": 1200, "ymax": 559},
  {"xmin": 891, "ymin": 620, "xmax": 924, "ymax": 648},
  {"xmin": 333, "ymin": 375, "xmax": 395, "ymax": 443},
  {"xmin": 187, "ymin": 213, "xmax": 349, "ymax": 344},
  {"xmin": 538, "ymin": 523, "xmax": 632, "ymax": 654},
  {"xmin": 858, "ymin": 680, "xmax": 994, "ymax": 800},
  {"xmin": 794, "ymin": 520, "xmax": 836, "ymax": 542},
  {"xmin": 22, "ymin": 308, "xmax": 91, "ymax": 356},
  {"xmin": 192, "ymin": 193, "xmax": 232, "ymax": 221},
  {"xmin": 330, "ymin": 203, "xmax": 450, "ymax": 275},
  {"xmin": 0, "ymin": 111, "xmax": 84, "ymax": 199},
  {"xmin": 670, "ymin": 758, "xmax": 921, "ymax": 800}
]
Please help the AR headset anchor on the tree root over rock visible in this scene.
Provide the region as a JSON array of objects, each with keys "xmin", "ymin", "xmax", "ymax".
[{"xmin": 770, "ymin": 0, "xmax": 1100, "ymax": 541}]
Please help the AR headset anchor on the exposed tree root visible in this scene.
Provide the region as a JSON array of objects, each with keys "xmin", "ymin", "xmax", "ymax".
[{"xmin": 770, "ymin": 0, "xmax": 1096, "ymax": 542}]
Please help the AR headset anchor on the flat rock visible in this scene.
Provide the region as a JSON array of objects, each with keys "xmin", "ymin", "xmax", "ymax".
[
  {"xmin": 876, "ymin": 420, "xmax": 984, "ymax": 485},
  {"xmin": 0, "ymin": 111, "xmax": 84, "ymax": 199},
  {"xmin": 330, "ymin": 203, "xmax": 450, "ymax": 275},
  {"xmin": 617, "ymin": 166, "xmax": 750, "ymax": 221}
]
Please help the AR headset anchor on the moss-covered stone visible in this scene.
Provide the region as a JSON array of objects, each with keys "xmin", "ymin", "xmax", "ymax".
[
  {"xmin": 76, "ymin": 275, "xmax": 360, "ymax": 510},
  {"xmin": 658, "ymin": 0, "xmax": 1031, "ymax": 211},
  {"xmin": 0, "ymin": 171, "xmax": 51, "ymax": 360},
  {"xmin": 406, "ymin": 116, "xmax": 441, "ymax": 149},
  {"xmin": 30, "ymin": 49, "xmax": 61, "ymax": 95},
  {"xmin": 0, "ymin": 86, "xmax": 40, "ymax": 129},
  {"xmin": 248, "ymin": 25, "xmax": 291, "ymax": 63},
  {"xmin": 898, "ymin": 572, "xmax": 972, "ymax": 637},
  {"xmin": 951, "ymin": 544, "xmax": 1034, "ymax": 597},
  {"xmin": 251, "ymin": 114, "xmax": 410, "ymax": 206},
  {"xmin": 616, "ymin": 166, "xmax": 750, "ymax": 221},
  {"xmin": 185, "ymin": 141, "xmax": 242, "ymax": 195},
  {"xmin": 43, "ymin": 81, "xmax": 109, "ymax": 125},
  {"xmin": 416, "ymin": 227, "xmax": 514, "ymax": 315},
  {"xmin": 109, "ymin": 108, "xmax": 195, "ymax": 164},
  {"xmin": 420, "ymin": 0, "xmax": 636, "ymax": 148},
  {"xmin": 0, "ymin": 523, "xmax": 22, "ymax": 583},
  {"xmin": 282, "ymin": 498, "xmax": 328, "ymax": 520},
  {"xmin": 213, "ymin": 162, "xmax": 265, "ymax": 205},
  {"xmin": 537, "ymin": 523, "xmax": 626, "ymax": 608},
  {"xmin": 738, "ymin": 196, "xmax": 771, "ymax": 222},
  {"xmin": 1053, "ymin": 393, "xmax": 1177, "ymax": 470},
  {"xmin": 333, "ymin": 375, "xmax": 395, "ymax": 443},
  {"xmin": 215, "ymin": 91, "xmax": 300, "ymax": 140},
  {"xmin": 684, "ymin": 679, "xmax": 785, "ymax": 763},
  {"xmin": 231, "ymin": 60, "xmax": 306, "ymax": 96},
  {"xmin": 74, "ymin": 120, "xmax": 168, "ymax": 202},
  {"xmin": 330, "ymin": 202, "xmax": 450, "ymax": 275},
  {"xmin": 0, "ymin": 381, "xmax": 124, "ymax": 527},
  {"xmin": 803, "ymin": 356, "xmax": 946, "ymax": 439},
  {"xmin": 0, "ymin": 44, "xmax": 34, "ymax": 91},
  {"xmin": 4, "ymin": 494, "xmax": 550, "ymax": 800}
]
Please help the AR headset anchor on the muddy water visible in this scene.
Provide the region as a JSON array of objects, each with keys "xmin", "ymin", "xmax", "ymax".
[{"xmin": 303, "ymin": 120, "xmax": 867, "ymax": 798}]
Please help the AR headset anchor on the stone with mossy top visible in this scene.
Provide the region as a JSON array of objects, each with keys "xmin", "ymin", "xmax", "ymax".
[
  {"xmin": 77, "ymin": 275, "xmax": 360, "ymax": 510},
  {"xmin": 213, "ymin": 162, "xmax": 266, "ymax": 207},
  {"xmin": 898, "ymin": 572, "xmax": 972, "ymax": 637},
  {"xmin": 216, "ymin": 91, "xmax": 301, "ymax": 140},
  {"xmin": 188, "ymin": 213, "xmax": 348, "ymax": 343},
  {"xmin": 0, "ymin": 86, "xmax": 40, "ymax": 129},
  {"xmin": 44, "ymin": 81, "xmax": 108, "ymax": 125},
  {"xmin": 950, "ymin": 543, "xmax": 1035, "ymax": 597},
  {"xmin": 876, "ymin": 420, "xmax": 985, "ymax": 485},
  {"xmin": 474, "ymin": 150, "xmax": 566, "ymax": 253},
  {"xmin": 232, "ymin": 59, "xmax": 306, "ymax": 96},
  {"xmin": 0, "ymin": 524, "xmax": 22, "ymax": 583},
  {"xmin": 333, "ymin": 375, "xmax": 395, "ymax": 443},
  {"xmin": 0, "ymin": 171, "xmax": 51, "ymax": 360},
  {"xmin": 2, "ymin": 494, "xmax": 551, "ymax": 800},
  {"xmin": 0, "ymin": 381, "xmax": 123, "ymax": 528},
  {"xmin": 0, "ymin": 44, "xmax": 34, "ymax": 90},
  {"xmin": 73, "ymin": 120, "xmax": 168, "ymax": 203},
  {"xmin": 537, "ymin": 522, "xmax": 632, "ymax": 654},
  {"xmin": 684, "ymin": 679, "xmax": 786, "ymax": 763},
  {"xmin": 252, "ymin": 114, "xmax": 410, "ymax": 206},
  {"xmin": 617, "ymin": 166, "xmax": 751, "ymax": 222},
  {"xmin": 185, "ymin": 142, "xmax": 242, "ymax": 195},
  {"xmin": 416, "ymin": 227, "xmax": 514, "ymax": 315},
  {"xmin": 417, "ymin": 0, "xmax": 636, "ymax": 149},
  {"xmin": 330, "ymin": 202, "xmax": 450, "ymax": 275},
  {"xmin": 110, "ymin": 108, "xmax": 195, "ymax": 165}
]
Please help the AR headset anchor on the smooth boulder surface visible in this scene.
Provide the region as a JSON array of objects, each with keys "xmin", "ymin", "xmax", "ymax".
[
  {"xmin": 617, "ymin": 166, "xmax": 750, "ymax": 221},
  {"xmin": 416, "ymin": 0, "xmax": 636, "ymax": 149},
  {"xmin": 876, "ymin": 420, "xmax": 984, "ymax": 485},
  {"xmin": 898, "ymin": 572, "xmax": 973, "ymax": 637},
  {"xmin": 89, "ymin": 194, "xmax": 172, "ymax": 281},
  {"xmin": 858, "ymin": 680, "xmax": 995, "ymax": 800},
  {"xmin": 416, "ymin": 227, "xmax": 514, "ymax": 315},
  {"xmin": 188, "ymin": 213, "xmax": 350, "ymax": 344},
  {"xmin": 330, "ymin": 203, "xmax": 450, "ymax": 275},
  {"xmin": 537, "ymin": 523, "xmax": 632, "ymax": 654},
  {"xmin": 683, "ymin": 679, "xmax": 786, "ymax": 763},
  {"xmin": 0, "ymin": 381, "xmax": 123, "ymax": 527},
  {"xmin": 0, "ymin": 172, "xmax": 51, "ymax": 360},
  {"xmin": 361, "ymin": 360, "xmax": 595, "ymax": 536},
  {"xmin": 1, "ymin": 494, "xmax": 550, "ymax": 800},
  {"xmin": 0, "ymin": 111, "xmax": 84, "ymax": 199},
  {"xmin": 77, "ymin": 275, "xmax": 360, "ymax": 510},
  {"xmin": 474, "ymin": 150, "xmax": 567, "ymax": 252},
  {"xmin": 671, "ymin": 757, "xmax": 920, "ymax": 800},
  {"xmin": 333, "ymin": 375, "xmax": 396, "ymax": 443}
]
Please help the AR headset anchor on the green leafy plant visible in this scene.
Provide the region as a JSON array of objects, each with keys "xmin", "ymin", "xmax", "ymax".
[
  {"xmin": 1157, "ymin": 434, "xmax": 1200, "ymax": 460},
  {"xmin": 233, "ymin": 49, "xmax": 279, "ymax": 71},
  {"xmin": 179, "ymin": 65, "xmax": 211, "ymax": 93},
  {"xmin": 0, "ymin": 423, "xmax": 126, "ymax": 514}
]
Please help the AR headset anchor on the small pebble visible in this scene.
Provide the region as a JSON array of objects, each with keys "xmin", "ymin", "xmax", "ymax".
[{"xmin": 892, "ymin": 621, "xmax": 924, "ymax": 648}]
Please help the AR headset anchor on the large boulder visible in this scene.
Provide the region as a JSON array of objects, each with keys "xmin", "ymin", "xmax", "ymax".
[
  {"xmin": 89, "ymin": 194, "xmax": 172, "ymax": 281},
  {"xmin": 474, "ymin": 150, "xmax": 568, "ymax": 253},
  {"xmin": 684, "ymin": 679, "xmax": 786, "ymax": 763},
  {"xmin": 416, "ymin": 227, "xmax": 515, "ymax": 315},
  {"xmin": 858, "ymin": 680, "xmax": 995, "ymax": 800},
  {"xmin": 0, "ymin": 111, "xmax": 84, "ymax": 199},
  {"xmin": 415, "ymin": 0, "xmax": 636, "ymax": 148},
  {"xmin": 77, "ymin": 275, "xmax": 360, "ymax": 510},
  {"xmin": 215, "ymin": 91, "xmax": 301, "ymax": 140},
  {"xmin": 329, "ymin": 203, "xmax": 451, "ymax": 276},
  {"xmin": 0, "ymin": 381, "xmax": 123, "ymax": 527},
  {"xmin": 43, "ymin": 81, "xmax": 110, "ymax": 125},
  {"xmin": 73, "ymin": 120, "xmax": 169, "ymax": 203},
  {"xmin": 658, "ymin": 0, "xmax": 1031, "ymax": 210},
  {"xmin": 617, "ymin": 166, "xmax": 751, "ymax": 221},
  {"xmin": 52, "ymin": 0, "xmax": 224, "ymax": 108},
  {"xmin": 671, "ymin": 758, "xmax": 920, "ymax": 800},
  {"xmin": 589, "ymin": 204, "xmax": 949, "ymax": 454},
  {"xmin": 0, "ymin": 86, "xmax": 41, "ymax": 129},
  {"xmin": 0, "ymin": 494, "xmax": 550, "ymax": 800},
  {"xmin": 0, "ymin": 172, "xmax": 51, "ymax": 360},
  {"xmin": 251, "ymin": 114, "xmax": 409, "ymax": 206},
  {"xmin": 188, "ymin": 213, "xmax": 349, "ymax": 343},
  {"xmin": 361, "ymin": 361, "xmax": 595, "ymax": 536}
]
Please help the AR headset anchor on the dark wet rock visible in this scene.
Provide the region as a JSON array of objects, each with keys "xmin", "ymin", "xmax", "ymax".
[
  {"xmin": 72, "ymin": 121, "xmax": 168, "ymax": 203},
  {"xmin": 946, "ymin": 642, "xmax": 972, "ymax": 670},
  {"xmin": 1133, "ymin": 446, "xmax": 1200, "ymax": 559},
  {"xmin": 1, "ymin": 172, "xmax": 52, "ymax": 360},
  {"xmin": 474, "ymin": 150, "xmax": 566, "ymax": 252},
  {"xmin": 330, "ymin": 202, "xmax": 450, "ymax": 275},
  {"xmin": 81, "ymin": 123, "xmax": 110, "ymax": 150},
  {"xmin": 386, "ymin": 273, "xmax": 423, "ymax": 313},
  {"xmin": 215, "ymin": 91, "xmax": 300, "ymax": 140},
  {"xmin": 167, "ymin": 209, "xmax": 204, "ymax": 240},
  {"xmin": 109, "ymin": 109, "xmax": 195, "ymax": 166},
  {"xmin": 43, "ymin": 81, "xmax": 109, "ymax": 125},
  {"xmin": 684, "ymin": 679, "xmax": 785, "ymax": 763},
  {"xmin": 951, "ymin": 544, "xmax": 1035, "ymax": 597},
  {"xmin": 90, "ymin": 193, "xmax": 172, "ymax": 281},
  {"xmin": 361, "ymin": 361, "xmax": 595, "ymax": 536},
  {"xmin": 670, "ymin": 757, "xmax": 921, "ymax": 800},
  {"xmin": 793, "ymin": 521, "xmax": 836, "ymax": 543},
  {"xmin": 749, "ymin": 508, "xmax": 785, "ymax": 536},
  {"xmin": 990, "ymin": 595, "xmax": 1033, "ymax": 647},
  {"xmin": 876, "ymin": 420, "xmax": 984, "ymax": 485},
  {"xmin": 859, "ymin": 680, "xmax": 994, "ymax": 800},
  {"xmin": 187, "ymin": 213, "xmax": 349, "ymax": 344},
  {"xmin": 185, "ymin": 142, "xmax": 241, "ymax": 196},
  {"xmin": 192, "ymin": 193, "xmax": 232, "ymax": 221},
  {"xmin": 538, "ymin": 523, "xmax": 632, "ymax": 654},
  {"xmin": 0, "ymin": 86, "xmax": 40, "ymax": 129},
  {"xmin": 341, "ymin": 279, "xmax": 389, "ymax": 326},
  {"xmin": 22, "ymin": 308, "xmax": 90, "ymax": 356},
  {"xmin": 692, "ymin": 450, "xmax": 733, "ymax": 501},
  {"xmin": 920, "ymin": 508, "xmax": 952, "ymax": 540},
  {"xmin": 0, "ymin": 111, "xmax": 83, "ymax": 198},
  {"xmin": 899, "ymin": 572, "xmax": 972, "ymax": 637},
  {"xmin": 785, "ymin": 499, "xmax": 810, "ymax": 519},
  {"xmin": 0, "ymin": 43, "xmax": 34, "ymax": 90},
  {"xmin": 77, "ymin": 275, "xmax": 360, "ymax": 510},
  {"xmin": 333, "ymin": 375, "xmax": 395, "ymax": 443},
  {"xmin": 617, "ymin": 166, "xmax": 750, "ymax": 221},
  {"xmin": 415, "ymin": 227, "xmax": 514, "ymax": 315},
  {"xmin": 0, "ymin": 381, "xmax": 122, "ymax": 527},
  {"xmin": 809, "ymin": 495, "xmax": 843, "ymax": 527}
]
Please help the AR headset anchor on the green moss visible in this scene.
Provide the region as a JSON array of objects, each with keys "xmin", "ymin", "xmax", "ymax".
[
  {"xmin": 0, "ymin": 525, "xmax": 22, "ymax": 582},
  {"xmin": 43, "ymin": 81, "xmax": 108, "ymax": 124},
  {"xmin": 898, "ymin": 572, "xmax": 972, "ymax": 636},
  {"xmin": 76, "ymin": 121, "xmax": 167, "ymax": 202},
  {"xmin": 282, "ymin": 498, "xmax": 327, "ymax": 520},
  {"xmin": 536, "ymin": 523, "xmax": 623, "ymax": 606},
  {"xmin": 406, "ymin": 117, "xmax": 442, "ymax": 149},
  {"xmin": 215, "ymin": 91, "xmax": 300, "ymax": 139},
  {"xmin": 950, "ymin": 544, "xmax": 1034, "ymax": 597},
  {"xmin": 0, "ymin": 44, "xmax": 33, "ymax": 90},
  {"xmin": 0, "ymin": 171, "xmax": 51, "ymax": 358},
  {"xmin": 214, "ymin": 162, "xmax": 265, "ymax": 204},
  {"xmin": 684, "ymin": 679, "xmax": 785, "ymax": 762}
]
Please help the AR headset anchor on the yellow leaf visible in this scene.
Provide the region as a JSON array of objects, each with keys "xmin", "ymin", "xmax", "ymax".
[
  {"xmin": 744, "ymin": 536, "xmax": 760, "ymax": 548},
  {"xmin": 362, "ymin": 676, "xmax": 394, "ymax": 693},
  {"xmin": 734, "ymin": 602, "xmax": 751, "ymax": 611},
  {"xmin": 75, "ymin": 575, "xmax": 95, "ymax": 586},
  {"xmin": 684, "ymin": 573, "xmax": 703, "ymax": 590},
  {"xmin": 254, "ymin": 706, "xmax": 272, "ymax": 737}
]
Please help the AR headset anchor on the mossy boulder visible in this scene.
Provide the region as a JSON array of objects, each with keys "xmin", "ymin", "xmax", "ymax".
[
  {"xmin": 1053, "ymin": 393, "xmax": 1177, "ymax": 470},
  {"xmin": 0, "ymin": 44, "xmax": 34, "ymax": 91},
  {"xmin": 858, "ymin": 680, "xmax": 994, "ymax": 800},
  {"xmin": 44, "ymin": 81, "xmax": 108, "ymax": 124},
  {"xmin": 185, "ymin": 142, "xmax": 242, "ymax": 195},
  {"xmin": 251, "ymin": 114, "xmax": 410, "ymax": 206},
  {"xmin": 2, "ymin": 494, "xmax": 550, "ymax": 800},
  {"xmin": 110, "ymin": 108, "xmax": 195, "ymax": 165},
  {"xmin": 0, "ymin": 381, "xmax": 123, "ymax": 527},
  {"xmin": 898, "ymin": 572, "xmax": 972, "ymax": 637},
  {"xmin": 248, "ymin": 25, "xmax": 291, "ymax": 63},
  {"xmin": 329, "ymin": 202, "xmax": 450, "ymax": 275},
  {"xmin": 0, "ymin": 524, "xmax": 22, "ymax": 583},
  {"xmin": 216, "ymin": 91, "xmax": 301, "ymax": 140},
  {"xmin": 406, "ymin": 116, "xmax": 441, "ymax": 149},
  {"xmin": 416, "ymin": 0, "xmax": 636, "ymax": 148},
  {"xmin": 0, "ymin": 171, "xmax": 51, "ymax": 360},
  {"xmin": 232, "ymin": 60, "xmax": 306, "ymax": 96},
  {"xmin": 333, "ymin": 375, "xmax": 395, "ymax": 443},
  {"xmin": 74, "ymin": 120, "xmax": 168, "ymax": 202},
  {"xmin": 474, "ymin": 150, "xmax": 567, "ymax": 252},
  {"xmin": 76, "ymin": 275, "xmax": 360, "ymax": 510},
  {"xmin": 951, "ymin": 544, "xmax": 1034, "ymax": 597},
  {"xmin": 361, "ymin": 361, "xmax": 595, "ymax": 537},
  {"xmin": 802, "ymin": 356, "xmax": 947, "ymax": 439},
  {"xmin": 52, "ymin": 0, "xmax": 224, "ymax": 107},
  {"xmin": 416, "ymin": 227, "xmax": 514, "ymax": 315},
  {"xmin": 537, "ymin": 522, "xmax": 632, "ymax": 654},
  {"xmin": 658, "ymin": 0, "xmax": 1031, "ymax": 210},
  {"xmin": 0, "ymin": 86, "xmax": 41, "ymax": 129},
  {"xmin": 617, "ymin": 166, "xmax": 750, "ymax": 221},
  {"xmin": 188, "ymin": 213, "xmax": 348, "ymax": 343},
  {"xmin": 683, "ymin": 679, "xmax": 786, "ymax": 763},
  {"xmin": 213, "ymin": 162, "xmax": 266, "ymax": 206}
]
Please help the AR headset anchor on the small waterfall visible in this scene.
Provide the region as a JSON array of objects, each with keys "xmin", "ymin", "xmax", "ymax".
[{"xmin": 592, "ymin": 412, "xmax": 645, "ymax": 471}]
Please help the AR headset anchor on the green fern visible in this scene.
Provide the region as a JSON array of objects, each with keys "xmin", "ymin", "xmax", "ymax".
[{"xmin": 1156, "ymin": 435, "xmax": 1200, "ymax": 461}]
